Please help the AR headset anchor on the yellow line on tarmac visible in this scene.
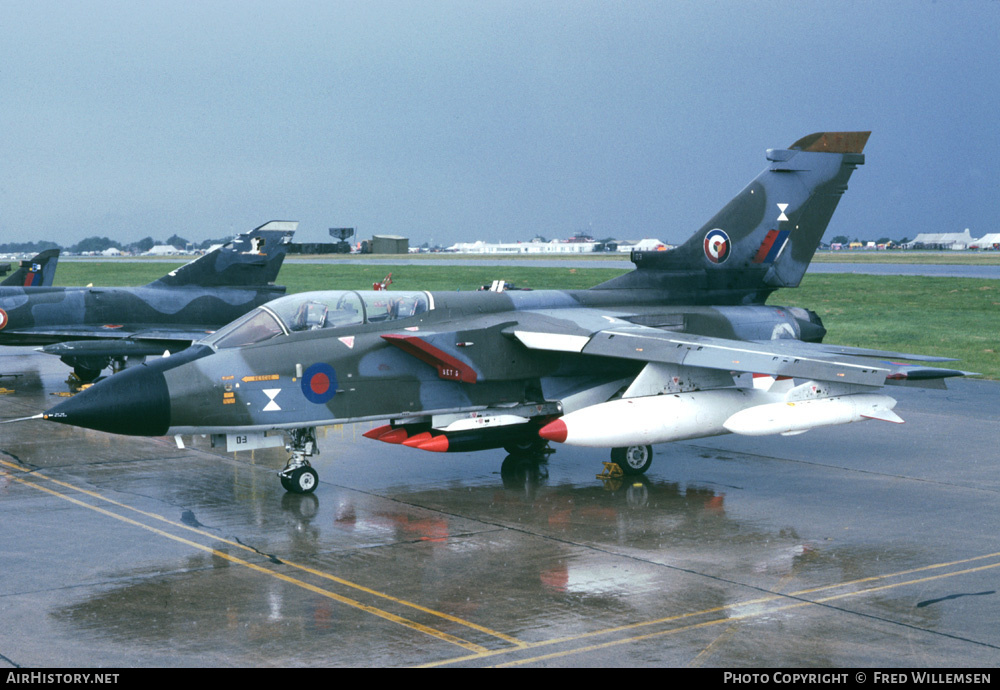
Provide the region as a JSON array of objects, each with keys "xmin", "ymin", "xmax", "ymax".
[
  {"xmin": 423, "ymin": 553, "xmax": 1000, "ymax": 667},
  {"xmin": 1, "ymin": 458, "xmax": 525, "ymax": 649},
  {"xmin": 2, "ymin": 467, "xmax": 491, "ymax": 654},
  {"xmin": 12, "ymin": 458, "xmax": 998, "ymax": 666},
  {"xmin": 490, "ymin": 558, "xmax": 1000, "ymax": 667},
  {"xmin": 688, "ymin": 567, "xmax": 799, "ymax": 668}
]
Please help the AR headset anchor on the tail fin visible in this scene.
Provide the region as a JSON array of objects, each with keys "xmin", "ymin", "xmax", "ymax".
[
  {"xmin": 596, "ymin": 132, "xmax": 869, "ymax": 301},
  {"xmin": 147, "ymin": 221, "xmax": 296, "ymax": 288},
  {"xmin": 2, "ymin": 248, "xmax": 60, "ymax": 287}
]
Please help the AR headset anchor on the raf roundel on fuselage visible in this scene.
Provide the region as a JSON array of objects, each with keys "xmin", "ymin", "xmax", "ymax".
[{"xmin": 301, "ymin": 362, "xmax": 338, "ymax": 405}]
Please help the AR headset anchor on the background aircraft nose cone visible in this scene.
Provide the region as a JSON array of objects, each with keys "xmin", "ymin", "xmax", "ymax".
[{"xmin": 44, "ymin": 366, "xmax": 170, "ymax": 436}]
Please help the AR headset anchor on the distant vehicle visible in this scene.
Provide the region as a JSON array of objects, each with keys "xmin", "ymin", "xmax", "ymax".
[
  {"xmin": 38, "ymin": 133, "xmax": 968, "ymax": 494},
  {"xmin": 0, "ymin": 221, "xmax": 295, "ymax": 380}
]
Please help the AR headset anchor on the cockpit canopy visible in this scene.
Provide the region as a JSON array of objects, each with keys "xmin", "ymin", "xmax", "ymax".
[{"xmin": 202, "ymin": 290, "xmax": 432, "ymax": 349}]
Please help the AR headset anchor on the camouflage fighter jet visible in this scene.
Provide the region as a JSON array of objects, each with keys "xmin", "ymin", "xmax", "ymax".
[
  {"xmin": 36, "ymin": 133, "xmax": 969, "ymax": 493},
  {"xmin": 1, "ymin": 248, "xmax": 60, "ymax": 288},
  {"xmin": 0, "ymin": 221, "xmax": 295, "ymax": 380}
]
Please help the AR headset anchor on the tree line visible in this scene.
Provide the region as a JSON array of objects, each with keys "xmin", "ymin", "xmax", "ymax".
[{"xmin": 0, "ymin": 235, "xmax": 232, "ymax": 255}]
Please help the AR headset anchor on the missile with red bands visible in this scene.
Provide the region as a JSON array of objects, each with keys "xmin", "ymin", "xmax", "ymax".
[
  {"xmin": 362, "ymin": 424, "xmax": 394, "ymax": 441},
  {"xmin": 363, "ymin": 423, "xmax": 428, "ymax": 445},
  {"xmin": 402, "ymin": 431, "xmax": 435, "ymax": 448},
  {"xmin": 418, "ymin": 426, "xmax": 545, "ymax": 453},
  {"xmin": 365, "ymin": 421, "xmax": 542, "ymax": 453}
]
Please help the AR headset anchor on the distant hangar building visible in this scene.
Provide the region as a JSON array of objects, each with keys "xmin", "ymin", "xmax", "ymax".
[
  {"xmin": 445, "ymin": 238, "xmax": 669, "ymax": 254},
  {"xmin": 364, "ymin": 235, "xmax": 409, "ymax": 254},
  {"xmin": 144, "ymin": 244, "xmax": 184, "ymax": 256},
  {"xmin": 904, "ymin": 228, "xmax": 978, "ymax": 250}
]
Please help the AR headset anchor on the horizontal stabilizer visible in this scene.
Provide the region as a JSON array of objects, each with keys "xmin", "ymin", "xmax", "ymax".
[
  {"xmin": 885, "ymin": 366, "xmax": 973, "ymax": 380},
  {"xmin": 884, "ymin": 366, "xmax": 976, "ymax": 387}
]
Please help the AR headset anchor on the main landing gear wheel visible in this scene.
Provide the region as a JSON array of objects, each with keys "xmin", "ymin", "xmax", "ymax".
[
  {"xmin": 611, "ymin": 445, "xmax": 653, "ymax": 475},
  {"xmin": 503, "ymin": 437, "xmax": 550, "ymax": 455},
  {"xmin": 62, "ymin": 356, "xmax": 110, "ymax": 383},
  {"xmin": 279, "ymin": 466, "xmax": 318, "ymax": 494},
  {"xmin": 70, "ymin": 364, "xmax": 103, "ymax": 383}
]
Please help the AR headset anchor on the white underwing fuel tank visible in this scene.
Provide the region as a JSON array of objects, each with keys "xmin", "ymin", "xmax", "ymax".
[
  {"xmin": 722, "ymin": 393, "xmax": 901, "ymax": 436},
  {"xmin": 539, "ymin": 389, "xmax": 772, "ymax": 447},
  {"xmin": 539, "ymin": 389, "xmax": 901, "ymax": 447}
]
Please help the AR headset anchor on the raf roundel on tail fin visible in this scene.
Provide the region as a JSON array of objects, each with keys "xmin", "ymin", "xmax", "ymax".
[
  {"xmin": 703, "ymin": 229, "xmax": 731, "ymax": 264},
  {"xmin": 594, "ymin": 132, "xmax": 870, "ymax": 303}
]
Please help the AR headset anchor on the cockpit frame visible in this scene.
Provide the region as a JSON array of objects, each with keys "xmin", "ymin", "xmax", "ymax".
[{"xmin": 202, "ymin": 290, "xmax": 434, "ymax": 350}]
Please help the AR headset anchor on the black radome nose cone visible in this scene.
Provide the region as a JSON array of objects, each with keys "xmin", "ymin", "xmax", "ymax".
[{"xmin": 44, "ymin": 366, "xmax": 171, "ymax": 436}]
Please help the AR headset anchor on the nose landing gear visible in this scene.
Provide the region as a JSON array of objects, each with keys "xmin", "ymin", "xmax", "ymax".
[{"xmin": 278, "ymin": 427, "xmax": 320, "ymax": 494}]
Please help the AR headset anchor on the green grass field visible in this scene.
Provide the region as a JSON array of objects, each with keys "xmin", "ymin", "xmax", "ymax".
[{"xmin": 54, "ymin": 261, "xmax": 999, "ymax": 379}]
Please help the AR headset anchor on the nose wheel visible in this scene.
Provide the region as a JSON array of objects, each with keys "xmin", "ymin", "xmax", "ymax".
[
  {"xmin": 278, "ymin": 427, "xmax": 320, "ymax": 494},
  {"xmin": 279, "ymin": 465, "xmax": 318, "ymax": 494}
]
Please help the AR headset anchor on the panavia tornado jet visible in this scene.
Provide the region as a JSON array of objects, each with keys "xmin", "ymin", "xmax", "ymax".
[
  {"xmin": 37, "ymin": 133, "xmax": 969, "ymax": 493},
  {"xmin": 1, "ymin": 248, "xmax": 60, "ymax": 288},
  {"xmin": 0, "ymin": 221, "xmax": 295, "ymax": 380}
]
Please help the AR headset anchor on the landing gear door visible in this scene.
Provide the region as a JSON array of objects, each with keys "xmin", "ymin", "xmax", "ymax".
[{"xmin": 212, "ymin": 432, "xmax": 285, "ymax": 453}]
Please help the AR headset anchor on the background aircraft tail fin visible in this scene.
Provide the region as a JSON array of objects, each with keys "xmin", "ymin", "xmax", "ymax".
[
  {"xmin": 148, "ymin": 221, "xmax": 296, "ymax": 288},
  {"xmin": 595, "ymin": 132, "xmax": 869, "ymax": 301},
  {"xmin": 2, "ymin": 248, "xmax": 60, "ymax": 287}
]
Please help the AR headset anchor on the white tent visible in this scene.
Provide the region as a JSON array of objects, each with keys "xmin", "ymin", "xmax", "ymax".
[
  {"xmin": 904, "ymin": 229, "xmax": 977, "ymax": 250},
  {"xmin": 973, "ymin": 233, "xmax": 1000, "ymax": 249},
  {"xmin": 144, "ymin": 245, "xmax": 182, "ymax": 256}
]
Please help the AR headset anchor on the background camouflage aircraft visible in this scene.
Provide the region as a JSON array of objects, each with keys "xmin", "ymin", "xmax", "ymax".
[
  {"xmin": 1, "ymin": 248, "xmax": 60, "ymax": 288},
  {"xmin": 38, "ymin": 134, "xmax": 968, "ymax": 493},
  {"xmin": 0, "ymin": 221, "xmax": 295, "ymax": 380}
]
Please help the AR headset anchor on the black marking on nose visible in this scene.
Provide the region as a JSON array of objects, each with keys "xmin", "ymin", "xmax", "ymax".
[{"xmin": 44, "ymin": 365, "xmax": 170, "ymax": 436}]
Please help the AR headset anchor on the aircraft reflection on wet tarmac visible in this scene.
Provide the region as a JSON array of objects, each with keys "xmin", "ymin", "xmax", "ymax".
[
  {"xmin": 2, "ymin": 346, "xmax": 999, "ymax": 667},
  {"xmin": 16, "ymin": 450, "xmax": 945, "ymax": 666}
]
